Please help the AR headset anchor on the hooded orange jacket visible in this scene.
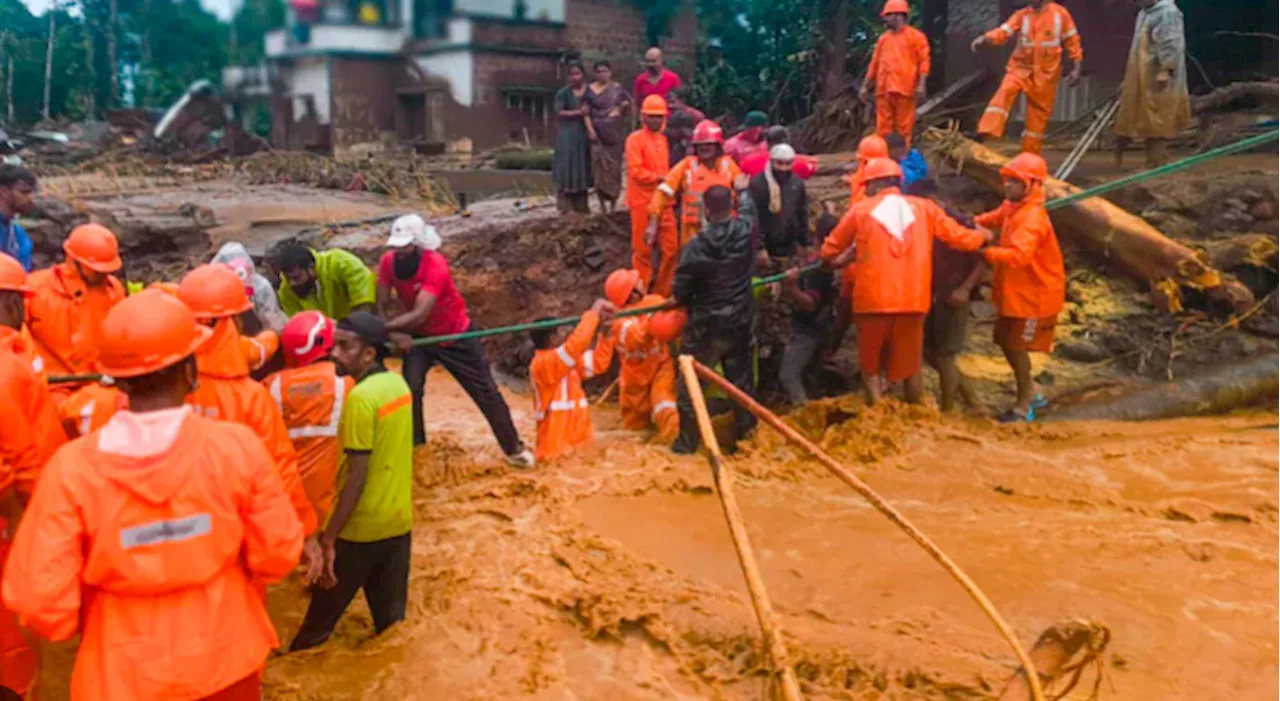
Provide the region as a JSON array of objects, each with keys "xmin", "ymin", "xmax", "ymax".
[
  {"xmin": 606, "ymin": 295, "xmax": 677, "ymax": 438},
  {"xmin": 976, "ymin": 185, "xmax": 1066, "ymax": 319},
  {"xmin": 867, "ymin": 25, "xmax": 931, "ymax": 97},
  {"xmin": 0, "ymin": 326, "xmax": 67, "ymax": 496},
  {"xmin": 530, "ymin": 310, "xmax": 615, "ymax": 462},
  {"xmin": 187, "ymin": 318, "xmax": 318, "ymax": 535},
  {"xmin": 1, "ymin": 412, "xmax": 304, "ymax": 701},
  {"xmin": 822, "ymin": 188, "xmax": 986, "ymax": 315},
  {"xmin": 25, "ymin": 262, "xmax": 126, "ymax": 379},
  {"xmin": 263, "ymin": 361, "xmax": 353, "ymax": 522}
]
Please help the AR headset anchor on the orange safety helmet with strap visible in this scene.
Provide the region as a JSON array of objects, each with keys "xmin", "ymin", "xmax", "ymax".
[
  {"xmin": 97, "ymin": 289, "xmax": 213, "ymax": 378},
  {"xmin": 691, "ymin": 119, "xmax": 724, "ymax": 145},
  {"xmin": 648, "ymin": 307, "xmax": 688, "ymax": 343},
  {"xmin": 1000, "ymin": 151, "xmax": 1049, "ymax": 186},
  {"xmin": 178, "ymin": 264, "xmax": 255, "ymax": 320},
  {"xmin": 280, "ymin": 311, "xmax": 335, "ymax": 367},
  {"xmin": 881, "ymin": 0, "xmax": 909, "ymax": 16},
  {"xmin": 604, "ymin": 269, "xmax": 643, "ymax": 309},
  {"xmin": 640, "ymin": 95, "xmax": 669, "ymax": 116},
  {"xmin": 63, "ymin": 223, "xmax": 123, "ymax": 273}
]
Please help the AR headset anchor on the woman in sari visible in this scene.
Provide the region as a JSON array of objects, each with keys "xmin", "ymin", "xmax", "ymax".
[
  {"xmin": 553, "ymin": 62, "xmax": 595, "ymax": 214},
  {"xmin": 584, "ymin": 60, "xmax": 632, "ymax": 213}
]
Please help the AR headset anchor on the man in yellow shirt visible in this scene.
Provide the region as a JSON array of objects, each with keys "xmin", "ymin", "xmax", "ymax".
[
  {"xmin": 273, "ymin": 242, "xmax": 378, "ymax": 321},
  {"xmin": 290, "ymin": 311, "xmax": 414, "ymax": 651}
]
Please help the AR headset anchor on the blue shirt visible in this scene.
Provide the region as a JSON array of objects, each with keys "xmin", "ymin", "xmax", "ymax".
[
  {"xmin": 0, "ymin": 213, "xmax": 33, "ymax": 271},
  {"xmin": 900, "ymin": 148, "xmax": 929, "ymax": 188}
]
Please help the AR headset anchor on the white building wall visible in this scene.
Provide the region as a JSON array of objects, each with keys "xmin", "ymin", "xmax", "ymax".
[
  {"xmin": 413, "ymin": 51, "xmax": 475, "ymax": 107},
  {"xmin": 454, "ymin": 0, "xmax": 564, "ymax": 22},
  {"xmin": 289, "ymin": 58, "xmax": 332, "ymax": 124}
]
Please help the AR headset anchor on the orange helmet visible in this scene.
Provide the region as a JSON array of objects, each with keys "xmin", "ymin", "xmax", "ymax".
[
  {"xmin": 63, "ymin": 223, "xmax": 122, "ymax": 273},
  {"xmin": 177, "ymin": 263, "xmax": 254, "ymax": 320},
  {"xmin": 0, "ymin": 253, "xmax": 30, "ymax": 294},
  {"xmin": 281, "ymin": 310, "xmax": 334, "ymax": 367},
  {"xmin": 648, "ymin": 307, "xmax": 688, "ymax": 343},
  {"xmin": 641, "ymin": 95, "xmax": 669, "ymax": 116},
  {"xmin": 604, "ymin": 268, "xmax": 642, "ymax": 308},
  {"xmin": 691, "ymin": 119, "xmax": 724, "ymax": 145},
  {"xmin": 862, "ymin": 157, "xmax": 903, "ymax": 183},
  {"xmin": 98, "ymin": 288, "xmax": 213, "ymax": 378},
  {"xmin": 1000, "ymin": 152, "xmax": 1049, "ymax": 186},
  {"xmin": 881, "ymin": 0, "xmax": 909, "ymax": 16},
  {"xmin": 857, "ymin": 134, "xmax": 890, "ymax": 161}
]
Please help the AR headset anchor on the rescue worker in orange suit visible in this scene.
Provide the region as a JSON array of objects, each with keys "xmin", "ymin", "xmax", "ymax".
[
  {"xmin": 262, "ymin": 311, "xmax": 354, "ymax": 522},
  {"xmin": 974, "ymin": 152, "xmax": 1065, "ymax": 423},
  {"xmin": 602, "ymin": 269, "xmax": 678, "ymax": 442},
  {"xmin": 625, "ymin": 95, "xmax": 679, "ymax": 295},
  {"xmin": 0, "ymin": 253, "xmax": 45, "ymax": 384},
  {"xmin": 821, "ymin": 158, "xmax": 990, "ymax": 404},
  {"xmin": 25, "ymin": 223, "xmax": 126, "ymax": 398},
  {"xmin": 0, "ymin": 252, "xmax": 65, "ymax": 697},
  {"xmin": 859, "ymin": 0, "xmax": 931, "ymax": 146},
  {"xmin": 827, "ymin": 134, "xmax": 891, "ymax": 361},
  {"xmin": 646, "ymin": 119, "xmax": 742, "ymax": 275},
  {"xmin": 177, "ymin": 264, "xmax": 320, "ymax": 551},
  {"xmin": 972, "ymin": 0, "xmax": 1083, "ymax": 154},
  {"xmin": 2, "ymin": 289, "xmax": 304, "ymax": 701},
  {"xmin": 528, "ymin": 299, "xmax": 617, "ymax": 463}
]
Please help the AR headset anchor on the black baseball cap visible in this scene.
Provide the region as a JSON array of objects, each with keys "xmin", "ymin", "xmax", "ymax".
[{"xmin": 337, "ymin": 311, "xmax": 389, "ymax": 350}]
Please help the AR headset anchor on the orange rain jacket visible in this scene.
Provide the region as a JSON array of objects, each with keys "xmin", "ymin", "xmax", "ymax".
[
  {"xmin": 530, "ymin": 310, "xmax": 615, "ymax": 462},
  {"xmin": 25, "ymin": 261, "xmax": 126, "ymax": 383},
  {"xmin": 977, "ymin": 2, "xmax": 1082, "ymax": 152},
  {"xmin": 626, "ymin": 127, "xmax": 680, "ymax": 295},
  {"xmin": 18, "ymin": 325, "xmax": 46, "ymax": 382},
  {"xmin": 60, "ymin": 382, "xmax": 127, "ymax": 439},
  {"xmin": 2, "ymin": 412, "xmax": 304, "ymax": 701},
  {"xmin": 606, "ymin": 295, "xmax": 678, "ymax": 440},
  {"xmin": 976, "ymin": 185, "xmax": 1066, "ymax": 319},
  {"xmin": 241, "ymin": 329, "xmax": 280, "ymax": 372},
  {"xmin": 867, "ymin": 25, "xmax": 931, "ymax": 97},
  {"xmin": 0, "ymin": 326, "xmax": 67, "ymax": 496},
  {"xmin": 263, "ymin": 361, "xmax": 354, "ymax": 522},
  {"xmin": 822, "ymin": 187, "xmax": 986, "ymax": 315},
  {"xmin": 650, "ymin": 154, "xmax": 742, "ymax": 249},
  {"xmin": 0, "ymin": 537, "xmax": 35, "ymax": 696},
  {"xmin": 187, "ymin": 318, "xmax": 318, "ymax": 535}
]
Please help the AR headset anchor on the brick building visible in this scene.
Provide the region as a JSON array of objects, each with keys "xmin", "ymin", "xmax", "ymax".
[{"xmin": 255, "ymin": 0, "xmax": 695, "ymax": 155}]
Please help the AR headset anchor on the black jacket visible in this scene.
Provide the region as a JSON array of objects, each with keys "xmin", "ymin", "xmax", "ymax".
[
  {"xmin": 672, "ymin": 188, "xmax": 759, "ymax": 332},
  {"xmin": 747, "ymin": 170, "xmax": 808, "ymax": 258}
]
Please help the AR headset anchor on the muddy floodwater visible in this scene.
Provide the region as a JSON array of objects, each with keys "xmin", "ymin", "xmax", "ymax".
[{"xmin": 30, "ymin": 372, "xmax": 1277, "ymax": 701}]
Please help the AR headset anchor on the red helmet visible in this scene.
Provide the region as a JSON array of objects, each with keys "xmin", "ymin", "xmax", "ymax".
[
  {"xmin": 280, "ymin": 311, "xmax": 335, "ymax": 366},
  {"xmin": 1000, "ymin": 152, "xmax": 1049, "ymax": 186},
  {"xmin": 861, "ymin": 157, "xmax": 903, "ymax": 183},
  {"xmin": 648, "ymin": 307, "xmax": 688, "ymax": 343},
  {"xmin": 691, "ymin": 119, "xmax": 724, "ymax": 145},
  {"xmin": 604, "ymin": 268, "xmax": 642, "ymax": 308}
]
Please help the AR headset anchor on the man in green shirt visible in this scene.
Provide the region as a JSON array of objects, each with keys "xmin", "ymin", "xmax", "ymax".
[
  {"xmin": 274, "ymin": 242, "xmax": 377, "ymax": 320},
  {"xmin": 290, "ymin": 311, "xmax": 414, "ymax": 651}
]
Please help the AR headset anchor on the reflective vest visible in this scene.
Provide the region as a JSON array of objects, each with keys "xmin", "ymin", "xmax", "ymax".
[{"xmin": 264, "ymin": 361, "xmax": 352, "ymax": 521}]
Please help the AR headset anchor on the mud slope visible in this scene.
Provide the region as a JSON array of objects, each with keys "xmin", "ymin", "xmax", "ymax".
[{"xmin": 248, "ymin": 373, "xmax": 1277, "ymax": 701}]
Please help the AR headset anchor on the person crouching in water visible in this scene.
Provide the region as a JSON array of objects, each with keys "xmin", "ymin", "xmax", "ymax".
[
  {"xmin": 820, "ymin": 158, "xmax": 990, "ymax": 404},
  {"xmin": 975, "ymin": 152, "xmax": 1065, "ymax": 422},
  {"xmin": 602, "ymin": 269, "xmax": 679, "ymax": 442},
  {"xmin": 528, "ymin": 299, "xmax": 617, "ymax": 463},
  {"xmin": 671, "ymin": 180, "xmax": 759, "ymax": 454}
]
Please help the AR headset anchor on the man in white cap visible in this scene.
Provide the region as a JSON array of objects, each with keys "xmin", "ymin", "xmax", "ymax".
[
  {"xmin": 377, "ymin": 214, "xmax": 535, "ymax": 468},
  {"xmin": 747, "ymin": 143, "xmax": 810, "ymax": 265}
]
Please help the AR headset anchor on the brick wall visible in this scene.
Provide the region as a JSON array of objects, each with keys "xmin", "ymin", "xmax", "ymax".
[
  {"xmin": 565, "ymin": 0, "xmax": 696, "ymax": 89},
  {"xmin": 472, "ymin": 52, "xmax": 561, "ymax": 148},
  {"xmin": 471, "ymin": 19, "xmax": 565, "ymax": 51},
  {"xmin": 330, "ymin": 57, "xmax": 398, "ymax": 153}
]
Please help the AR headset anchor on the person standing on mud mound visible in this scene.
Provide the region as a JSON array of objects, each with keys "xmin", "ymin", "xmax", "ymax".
[
  {"xmin": 552, "ymin": 62, "xmax": 595, "ymax": 215},
  {"xmin": 0, "ymin": 166, "xmax": 36, "ymax": 272},
  {"xmin": 625, "ymin": 95, "xmax": 678, "ymax": 294},
  {"xmin": 4, "ymin": 290, "xmax": 305, "ymax": 701},
  {"xmin": 290, "ymin": 313, "xmax": 415, "ymax": 651},
  {"xmin": 860, "ymin": 0, "xmax": 930, "ymax": 147},
  {"xmin": 820, "ymin": 158, "xmax": 990, "ymax": 405},
  {"xmin": 378, "ymin": 214, "xmax": 535, "ymax": 469},
  {"xmin": 1114, "ymin": 0, "xmax": 1192, "ymax": 168},
  {"xmin": 671, "ymin": 182, "xmax": 760, "ymax": 455},
  {"xmin": 971, "ymin": 0, "xmax": 1082, "ymax": 155},
  {"xmin": 974, "ymin": 152, "xmax": 1065, "ymax": 423}
]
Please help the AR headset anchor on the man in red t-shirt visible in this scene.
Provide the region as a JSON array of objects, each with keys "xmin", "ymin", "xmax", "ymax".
[
  {"xmin": 378, "ymin": 214, "xmax": 534, "ymax": 468},
  {"xmin": 633, "ymin": 47, "xmax": 682, "ymax": 104}
]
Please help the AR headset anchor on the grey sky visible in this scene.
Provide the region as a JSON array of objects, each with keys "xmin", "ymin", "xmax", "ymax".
[{"xmin": 20, "ymin": 0, "xmax": 237, "ymax": 21}]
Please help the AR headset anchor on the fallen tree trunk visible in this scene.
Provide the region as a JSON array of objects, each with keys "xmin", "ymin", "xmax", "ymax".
[
  {"xmin": 1045, "ymin": 354, "xmax": 1278, "ymax": 422},
  {"xmin": 1191, "ymin": 81, "xmax": 1279, "ymax": 113},
  {"xmin": 922, "ymin": 129, "xmax": 1254, "ymax": 313}
]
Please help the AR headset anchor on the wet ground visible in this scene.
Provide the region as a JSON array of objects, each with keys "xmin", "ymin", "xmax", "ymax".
[{"xmin": 244, "ymin": 371, "xmax": 1276, "ymax": 700}]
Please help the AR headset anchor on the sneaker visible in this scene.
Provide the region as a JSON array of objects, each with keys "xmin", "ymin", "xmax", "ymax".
[
  {"xmin": 997, "ymin": 407, "xmax": 1035, "ymax": 424},
  {"xmin": 1030, "ymin": 393, "xmax": 1049, "ymax": 411},
  {"xmin": 506, "ymin": 449, "xmax": 536, "ymax": 470}
]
